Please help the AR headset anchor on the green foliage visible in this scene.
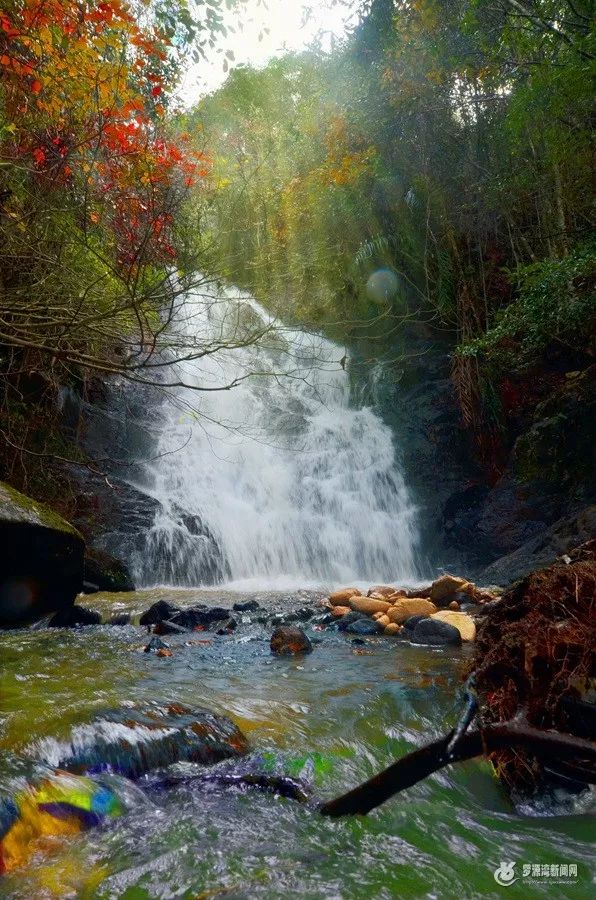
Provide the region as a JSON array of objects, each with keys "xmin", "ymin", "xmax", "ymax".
[{"xmin": 459, "ymin": 241, "xmax": 596, "ymax": 368}]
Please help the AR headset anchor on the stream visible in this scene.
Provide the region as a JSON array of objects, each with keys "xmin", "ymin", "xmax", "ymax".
[{"xmin": 1, "ymin": 590, "xmax": 594, "ymax": 898}]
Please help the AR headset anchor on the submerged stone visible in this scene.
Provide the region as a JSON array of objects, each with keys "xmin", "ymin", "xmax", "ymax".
[
  {"xmin": 48, "ymin": 605, "xmax": 101, "ymax": 628},
  {"xmin": 48, "ymin": 704, "xmax": 249, "ymax": 779}
]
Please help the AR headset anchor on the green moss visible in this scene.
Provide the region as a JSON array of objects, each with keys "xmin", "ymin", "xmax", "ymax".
[{"xmin": 0, "ymin": 479, "xmax": 83, "ymax": 541}]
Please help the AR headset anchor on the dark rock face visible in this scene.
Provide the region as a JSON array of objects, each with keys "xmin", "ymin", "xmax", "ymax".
[
  {"xmin": 270, "ymin": 626, "xmax": 313, "ymax": 655},
  {"xmin": 83, "ymin": 546, "xmax": 135, "ymax": 593},
  {"xmin": 408, "ymin": 618, "xmax": 462, "ymax": 647},
  {"xmin": 0, "ymin": 480, "xmax": 84, "ymax": 628},
  {"xmin": 479, "ymin": 505, "xmax": 596, "ymax": 586},
  {"xmin": 48, "ymin": 605, "xmax": 102, "ymax": 628},
  {"xmin": 56, "ymin": 704, "xmax": 249, "ymax": 779}
]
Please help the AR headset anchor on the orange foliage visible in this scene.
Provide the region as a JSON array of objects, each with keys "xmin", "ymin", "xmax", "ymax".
[{"xmin": 0, "ymin": 0, "xmax": 208, "ymax": 267}]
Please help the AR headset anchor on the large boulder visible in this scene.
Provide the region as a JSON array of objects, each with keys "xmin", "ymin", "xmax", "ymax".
[{"xmin": 0, "ymin": 481, "xmax": 84, "ymax": 628}]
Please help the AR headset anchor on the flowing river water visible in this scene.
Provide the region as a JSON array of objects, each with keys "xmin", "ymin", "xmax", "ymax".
[{"xmin": 1, "ymin": 286, "xmax": 594, "ymax": 897}]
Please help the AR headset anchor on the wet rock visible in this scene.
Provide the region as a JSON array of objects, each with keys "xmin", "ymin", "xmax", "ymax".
[
  {"xmin": 336, "ymin": 610, "xmax": 367, "ymax": 631},
  {"xmin": 328, "ymin": 588, "xmax": 361, "ymax": 606},
  {"xmin": 349, "ymin": 595, "xmax": 391, "ymax": 616},
  {"xmin": 384, "ymin": 623, "xmax": 401, "ymax": 636},
  {"xmin": 83, "ymin": 547, "xmax": 135, "ymax": 594},
  {"xmin": 376, "ymin": 614, "xmax": 390, "ymax": 628},
  {"xmin": 0, "ymin": 480, "xmax": 84, "ymax": 628},
  {"xmin": 108, "ymin": 613, "xmax": 131, "ymax": 626},
  {"xmin": 153, "ymin": 619, "xmax": 189, "ymax": 636},
  {"xmin": 48, "ymin": 605, "xmax": 102, "ymax": 628},
  {"xmin": 431, "ymin": 611, "xmax": 476, "ymax": 641},
  {"xmin": 479, "ymin": 505, "xmax": 596, "ymax": 587},
  {"xmin": 386, "ymin": 598, "xmax": 437, "ymax": 624},
  {"xmin": 401, "ymin": 615, "xmax": 431, "ymax": 633},
  {"xmin": 281, "ymin": 606, "xmax": 315, "ymax": 624},
  {"xmin": 54, "ymin": 703, "xmax": 249, "ymax": 778},
  {"xmin": 170, "ymin": 605, "xmax": 230, "ymax": 630},
  {"xmin": 367, "ymin": 585, "xmax": 397, "ymax": 598},
  {"xmin": 311, "ymin": 611, "xmax": 335, "ymax": 626},
  {"xmin": 429, "ymin": 574, "xmax": 470, "ymax": 604},
  {"xmin": 232, "ymin": 598, "xmax": 261, "ymax": 613},
  {"xmin": 215, "ymin": 617, "xmax": 237, "ymax": 635},
  {"xmin": 270, "ymin": 626, "xmax": 313, "ymax": 655},
  {"xmin": 345, "ymin": 618, "xmax": 383, "ymax": 636},
  {"xmin": 331, "ymin": 605, "xmax": 351, "ymax": 618},
  {"xmin": 139, "ymin": 599, "xmax": 182, "ymax": 626},
  {"xmin": 144, "ymin": 636, "xmax": 169, "ymax": 652},
  {"xmin": 156, "ymin": 648, "xmax": 173, "ymax": 658},
  {"xmin": 409, "ymin": 618, "xmax": 462, "ymax": 647}
]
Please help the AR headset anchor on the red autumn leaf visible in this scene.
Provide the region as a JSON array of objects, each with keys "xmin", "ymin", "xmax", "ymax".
[
  {"xmin": 31, "ymin": 79, "xmax": 42, "ymax": 94},
  {"xmin": 151, "ymin": 85, "xmax": 161, "ymax": 97}
]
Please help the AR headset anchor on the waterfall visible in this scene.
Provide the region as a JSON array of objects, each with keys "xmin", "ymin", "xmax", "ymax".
[{"xmin": 128, "ymin": 281, "xmax": 418, "ymax": 589}]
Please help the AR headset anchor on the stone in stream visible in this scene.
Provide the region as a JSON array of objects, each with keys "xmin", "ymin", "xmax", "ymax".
[
  {"xmin": 45, "ymin": 704, "xmax": 249, "ymax": 779},
  {"xmin": 328, "ymin": 588, "xmax": 361, "ymax": 606},
  {"xmin": 386, "ymin": 598, "xmax": 437, "ymax": 624},
  {"xmin": 431, "ymin": 610, "xmax": 476, "ymax": 641},
  {"xmin": 336, "ymin": 610, "xmax": 367, "ymax": 631},
  {"xmin": 345, "ymin": 618, "xmax": 384, "ymax": 636},
  {"xmin": 349, "ymin": 595, "xmax": 391, "ymax": 616},
  {"xmin": 170, "ymin": 605, "xmax": 230, "ymax": 630},
  {"xmin": 408, "ymin": 618, "xmax": 462, "ymax": 647},
  {"xmin": 48, "ymin": 605, "xmax": 102, "ymax": 628},
  {"xmin": 144, "ymin": 636, "xmax": 169, "ymax": 652},
  {"xmin": 153, "ymin": 619, "xmax": 189, "ymax": 636},
  {"xmin": 270, "ymin": 626, "xmax": 313, "ymax": 655},
  {"xmin": 232, "ymin": 598, "xmax": 261, "ymax": 612},
  {"xmin": 0, "ymin": 480, "xmax": 84, "ymax": 628},
  {"xmin": 139, "ymin": 599, "xmax": 182, "ymax": 626}
]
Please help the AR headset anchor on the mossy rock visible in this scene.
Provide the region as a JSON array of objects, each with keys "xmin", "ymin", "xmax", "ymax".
[{"xmin": 0, "ymin": 480, "xmax": 84, "ymax": 627}]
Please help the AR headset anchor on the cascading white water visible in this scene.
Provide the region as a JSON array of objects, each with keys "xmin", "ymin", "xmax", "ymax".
[{"xmin": 130, "ymin": 282, "xmax": 418, "ymax": 589}]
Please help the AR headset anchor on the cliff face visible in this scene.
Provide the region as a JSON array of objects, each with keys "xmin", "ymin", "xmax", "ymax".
[{"xmin": 382, "ymin": 333, "xmax": 595, "ymax": 583}]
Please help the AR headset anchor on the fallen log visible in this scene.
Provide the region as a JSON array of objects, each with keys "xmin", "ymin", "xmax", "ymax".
[{"xmin": 319, "ymin": 723, "xmax": 596, "ymax": 817}]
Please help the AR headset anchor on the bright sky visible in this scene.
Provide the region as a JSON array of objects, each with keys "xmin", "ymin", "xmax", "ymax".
[{"xmin": 180, "ymin": 0, "xmax": 354, "ymax": 104}]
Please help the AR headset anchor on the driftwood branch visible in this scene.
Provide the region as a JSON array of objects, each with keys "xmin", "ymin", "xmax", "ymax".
[{"xmin": 319, "ymin": 724, "xmax": 596, "ymax": 817}]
